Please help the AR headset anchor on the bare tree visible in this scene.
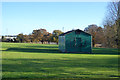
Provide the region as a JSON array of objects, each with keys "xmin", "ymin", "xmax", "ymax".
[
  {"xmin": 103, "ymin": 0, "xmax": 119, "ymax": 26},
  {"xmin": 108, "ymin": 0, "xmax": 119, "ymax": 21},
  {"xmin": 103, "ymin": 0, "xmax": 120, "ymax": 48}
]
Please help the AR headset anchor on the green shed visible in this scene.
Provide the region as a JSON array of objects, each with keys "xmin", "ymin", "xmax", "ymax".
[{"xmin": 58, "ymin": 29, "xmax": 92, "ymax": 53}]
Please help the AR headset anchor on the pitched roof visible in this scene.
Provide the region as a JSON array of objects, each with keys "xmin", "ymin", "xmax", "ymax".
[{"xmin": 59, "ymin": 29, "xmax": 91, "ymax": 36}]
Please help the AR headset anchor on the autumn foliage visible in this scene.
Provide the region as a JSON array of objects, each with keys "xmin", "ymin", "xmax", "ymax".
[{"xmin": 17, "ymin": 29, "xmax": 63, "ymax": 44}]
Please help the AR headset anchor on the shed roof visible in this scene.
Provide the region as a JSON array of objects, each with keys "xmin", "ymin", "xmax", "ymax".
[{"xmin": 59, "ymin": 29, "xmax": 91, "ymax": 36}]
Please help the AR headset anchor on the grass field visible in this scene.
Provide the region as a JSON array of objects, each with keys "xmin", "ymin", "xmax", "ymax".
[{"xmin": 1, "ymin": 42, "xmax": 119, "ymax": 79}]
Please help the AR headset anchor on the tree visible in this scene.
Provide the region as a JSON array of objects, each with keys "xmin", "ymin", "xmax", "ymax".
[
  {"xmin": 84, "ymin": 24, "xmax": 105, "ymax": 47},
  {"xmin": 102, "ymin": 0, "xmax": 120, "ymax": 48},
  {"xmin": 45, "ymin": 33, "xmax": 53, "ymax": 44},
  {"xmin": 32, "ymin": 29, "xmax": 48, "ymax": 43},
  {"xmin": 17, "ymin": 33, "xmax": 25, "ymax": 43},
  {"xmin": 117, "ymin": 18, "xmax": 120, "ymax": 48},
  {"xmin": 108, "ymin": 1, "xmax": 119, "ymax": 21},
  {"xmin": 28, "ymin": 34, "xmax": 34, "ymax": 43},
  {"xmin": 52, "ymin": 30, "xmax": 63, "ymax": 44},
  {"xmin": 95, "ymin": 27, "xmax": 104, "ymax": 44},
  {"xmin": 84, "ymin": 24, "xmax": 98, "ymax": 47},
  {"xmin": 23, "ymin": 35, "xmax": 31, "ymax": 43}
]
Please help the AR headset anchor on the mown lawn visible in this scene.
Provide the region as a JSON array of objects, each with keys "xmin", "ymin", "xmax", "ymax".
[{"xmin": 1, "ymin": 42, "xmax": 119, "ymax": 79}]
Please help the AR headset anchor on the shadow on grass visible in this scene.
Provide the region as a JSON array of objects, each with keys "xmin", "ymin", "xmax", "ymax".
[
  {"xmin": 3, "ymin": 47, "xmax": 119, "ymax": 55},
  {"xmin": 5, "ymin": 48, "xmax": 60, "ymax": 53},
  {"xmin": 25, "ymin": 45, "xmax": 58, "ymax": 49},
  {"xmin": 3, "ymin": 58, "xmax": 118, "ymax": 73}
]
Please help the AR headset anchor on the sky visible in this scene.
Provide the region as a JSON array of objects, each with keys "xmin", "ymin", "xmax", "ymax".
[{"xmin": 2, "ymin": 2, "xmax": 108, "ymax": 35}]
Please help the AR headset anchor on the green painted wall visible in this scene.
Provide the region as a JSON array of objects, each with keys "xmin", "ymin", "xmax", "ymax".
[{"xmin": 59, "ymin": 30, "xmax": 92, "ymax": 53}]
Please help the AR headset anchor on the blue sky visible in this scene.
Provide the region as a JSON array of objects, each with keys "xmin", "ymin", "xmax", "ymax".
[{"xmin": 2, "ymin": 2, "xmax": 108, "ymax": 35}]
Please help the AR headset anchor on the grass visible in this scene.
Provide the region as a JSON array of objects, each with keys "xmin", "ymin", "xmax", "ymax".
[{"xmin": 1, "ymin": 42, "xmax": 119, "ymax": 79}]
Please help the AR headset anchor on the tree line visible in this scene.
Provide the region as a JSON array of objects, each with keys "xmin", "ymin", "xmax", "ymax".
[
  {"xmin": 84, "ymin": 1, "xmax": 120, "ymax": 48},
  {"xmin": 1, "ymin": 29, "xmax": 63, "ymax": 44},
  {"xmin": 17, "ymin": 29, "xmax": 63, "ymax": 44}
]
